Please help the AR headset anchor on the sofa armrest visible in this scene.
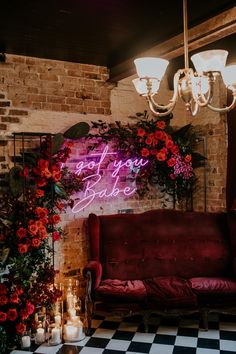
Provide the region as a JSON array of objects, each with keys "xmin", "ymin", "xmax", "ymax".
[{"xmin": 83, "ymin": 260, "xmax": 102, "ymax": 291}]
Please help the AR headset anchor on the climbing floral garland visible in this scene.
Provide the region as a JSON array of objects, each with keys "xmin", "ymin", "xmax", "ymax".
[{"xmin": 0, "ymin": 131, "xmax": 85, "ymax": 352}]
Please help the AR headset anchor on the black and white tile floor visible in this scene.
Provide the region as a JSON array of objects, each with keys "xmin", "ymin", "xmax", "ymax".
[{"xmin": 11, "ymin": 313, "xmax": 236, "ymax": 354}]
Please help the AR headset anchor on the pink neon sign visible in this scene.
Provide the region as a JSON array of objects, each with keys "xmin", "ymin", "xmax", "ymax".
[{"xmin": 71, "ymin": 145, "xmax": 148, "ymax": 213}]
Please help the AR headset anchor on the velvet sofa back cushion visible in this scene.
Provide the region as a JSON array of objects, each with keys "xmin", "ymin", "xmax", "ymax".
[{"xmin": 88, "ymin": 209, "xmax": 232, "ymax": 280}]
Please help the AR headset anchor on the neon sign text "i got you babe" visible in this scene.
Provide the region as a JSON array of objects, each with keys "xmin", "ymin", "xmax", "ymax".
[{"xmin": 71, "ymin": 145, "xmax": 148, "ymax": 213}]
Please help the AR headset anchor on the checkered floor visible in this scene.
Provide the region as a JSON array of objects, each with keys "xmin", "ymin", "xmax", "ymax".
[{"xmin": 11, "ymin": 313, "xmax": 236, "ymax": 354}]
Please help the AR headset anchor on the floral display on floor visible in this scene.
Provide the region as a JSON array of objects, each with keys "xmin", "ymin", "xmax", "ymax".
[{"xmin": 0, "ymin": 123, "xmax": 89, "ymax": 352}]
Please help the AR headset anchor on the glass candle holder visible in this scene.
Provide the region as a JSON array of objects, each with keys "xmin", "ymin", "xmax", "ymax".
[
  {"xmin": 48, "ymin": 325, "xmax": 62, "ymax": 346},
  {"xmin": 35, "ymin": 326, "xmax": 45, "ymax": 344},
  {"xmin": 21, "ymin": 330, "xmax": 31, "ymax": 350}
]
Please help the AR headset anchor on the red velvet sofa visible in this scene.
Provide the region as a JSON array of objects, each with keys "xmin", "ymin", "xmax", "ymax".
[{"xmin": 83, "ymin": 209, "xmax": 236, "ymax": 332}]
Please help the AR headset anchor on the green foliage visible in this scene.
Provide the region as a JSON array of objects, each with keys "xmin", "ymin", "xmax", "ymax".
[
  {"xmin": 64, "ymin": 122, "xmax": 90, "ymax": 139},
  {"xmin": 51, "ymin": 133, "xmax": 65, "ymax": 154}
]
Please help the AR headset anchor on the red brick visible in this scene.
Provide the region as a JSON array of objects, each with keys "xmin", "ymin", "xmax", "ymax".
[
  {"xmin": 0, "ymin": 124, "xmax": 7, "ymax": 130},
  {"xmin": 0, "ymin": 93, "xmax": 5, "ymax": 99},
  {"xmin": 9, "ymin": 109, "xmax": 28, "ymax": 115},
  {"xmin": 0, "ymin": 108, "xmax": 6, "ymax": 114},
  {"xmin": 0, "ymin": 101, "xmax": 10, "ymax": 107},
  {"xmin": 47, "ymin": 95, "xmax": 65, "ymax": 104},
  {"xmin": 39, "ymin": 73, "xmax": 58, "ymax": 81},
  {"xmin": 1, "ymin": 116, "xmax": 20, "ymax": 123}
]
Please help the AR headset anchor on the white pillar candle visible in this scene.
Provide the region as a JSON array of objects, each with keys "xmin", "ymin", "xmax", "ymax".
[
  {"xmin": 64, "ymin": 324, "xmax": 78, "ymax": 341},
  {"xmin": 51, "ymin": 327, "xmax": 61, "ymax": 344},
  {"xmin": 35, "ymin": 328, "xmax": 45, "ymax": 344},
  {"xmin": 21, "ymin": 335, "xmax": 31, "ymax": 348}
]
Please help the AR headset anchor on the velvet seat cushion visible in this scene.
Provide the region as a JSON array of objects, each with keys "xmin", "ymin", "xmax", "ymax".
[
  {"xmin": 143, "ymin": 276, "xmax": 198, "ymax": 308},
  {"xmin": 95, "ymin": 279, "xmax": 147, "ymax": 302},
  {"xmin": 190, "ymin": 277, "xmax": 236, "ymax": 294}
]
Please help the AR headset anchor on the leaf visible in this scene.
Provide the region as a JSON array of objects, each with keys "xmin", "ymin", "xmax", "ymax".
[
  {"xmin": 54, "ymin": 182, "xmax": 68, "ymax": 198},
  {"xmin": 51, "ymin": 133, "xmax": 65, "ymax": 154},
  {"xmin": 192, "ymin": 152, "xmax": 206, "ymax": 168},
  {"xmin": 9, "ymin": 166, "xmax": 24, "ymax": 197},
  {"xmin": 63, "ymin": 122, "xmax": 90, "ymax": 139},
  {"xmin": 172, "ymin": 124, "xmax": 192, "ymax": 138}
]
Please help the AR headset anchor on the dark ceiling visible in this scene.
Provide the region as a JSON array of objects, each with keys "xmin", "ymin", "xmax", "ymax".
[{"xmin": 0, "ymin": 0, "xmax": 235, "ymax": 81}]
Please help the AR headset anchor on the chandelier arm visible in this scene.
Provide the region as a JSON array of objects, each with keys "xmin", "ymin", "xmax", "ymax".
[
  {"xmin": 207, "ymin": 93, "xmax": 236, "ymax": 113},
  {"xmin": 148, "ymin": 99, "xmax": 176, "ymax": 117}
]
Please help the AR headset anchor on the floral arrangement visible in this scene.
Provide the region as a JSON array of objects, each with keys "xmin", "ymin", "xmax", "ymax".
[
  {"xmin": 0, "ymin": 123, "xmax": 89, "ymax": 352},
  {"xmin": 88, "ymin": 111, "xmax": 204, "ymax": 200}
]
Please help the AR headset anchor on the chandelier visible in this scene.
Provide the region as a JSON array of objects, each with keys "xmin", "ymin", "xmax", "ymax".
[{"xmin": 133, "ymin": 0, "xmax": 236, "ymax": 117}]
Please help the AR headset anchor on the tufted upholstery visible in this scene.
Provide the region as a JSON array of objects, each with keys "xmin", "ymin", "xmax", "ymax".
[{"xmin": 84, "ymin": 209, "xmax": 236, "ymax": 330}]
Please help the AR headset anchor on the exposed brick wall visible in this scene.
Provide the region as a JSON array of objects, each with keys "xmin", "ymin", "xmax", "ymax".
[{"xmin": 0, "ymin": 54, "xmax": 111, "ymax": 115}]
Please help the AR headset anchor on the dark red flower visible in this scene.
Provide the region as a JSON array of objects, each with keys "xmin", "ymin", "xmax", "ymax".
[
  {"xmin": 156, "ymin": 150, "xmax": 167, "ymax": 161},
  {"xmin": 9, "ymin": 293, "xmax": 20, "ymax": 304},
  {"xmin": 26, "ymin": 301, "xmax": 35, "ymax": 315},
  {"xmin": 137, "ymin": 127, "xmax": 146, "ymax": 137},
  {"xmin": 0, "ymin": 295, "xmax": 8, "ymax": 306},
  {"xmin": 35, "ymin": 207, "xmax": 48, "ymax": 219},
  {"xmin": 7, "ymin": 308, "xmax": 18, "ymax": 321},
  {"xmin": 167, "ymin": 157, "xmax": 176, "ymax": 167},
  {"xmin": 16, "ymin": 227, "xmax": 27, "ymax": 239},
  {"xmin": 36, "ymin": 178, "xmax": 47, "ymax": 187},
  {"xmin": 16, "ymin": 322, "xmax": 26, "ymax": 334},
  {"xmin": 0, "ymin": 311, "xmax": 7, "ymax": 322},
  {"xmin": 0, "ymin": 284, "xmax": 7, "ymax": 295},
  {"xmin": 165, "ymin": 139, "xmax": 174, "ymax": 149},
  {"xmin": 156, "ymin": 120, "xmax": 166, "ymax": 130},
  {"xmin": 185, "ymin": 154, "xmax": 192, "ymax": 162},
  {"xmin": 49, "ymin": 214, "xmax": 61, "ymax": 225},
  {"xmin": 35, "ymin": 189, "xmax": 45, "ymax": 198},
  {"xmin": 31, "ymin": 237, "xmax": 41, "ymax": 248},
  {"xmin": 141, "ymin": 148, "xmax": 150, "ymax": 157},
  {"xmin": 38, "ymin": 158, "xmax": 49, "ymax": 170},
  {"xmin": 52, "ymin": 231, "xmax": 60, "ymax": 242},
  {"xmin": 18, "ymin": 243, "xmax": 29, "ymax": 254},
  {"xmin": 20, "ymin": 309, "xmax": 29, "ymax": 320}
]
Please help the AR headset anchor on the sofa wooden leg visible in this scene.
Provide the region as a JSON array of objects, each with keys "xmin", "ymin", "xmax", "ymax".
[
  {"xmin": 200, "ymin": 309, "xmax": 209, "ymax": 331},
  {"xmin": 84, "ymin": 298, "xmax": 93, "ymax": 335},
  {"xmin": 143, "ymin": 312, "xmax": 149, "ymax": 333}
]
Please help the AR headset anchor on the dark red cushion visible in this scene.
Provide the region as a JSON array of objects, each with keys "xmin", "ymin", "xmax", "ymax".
[
  {"xmin": 95, "ymin": 279, "xmax": 147, "ymax": 302},
  {"xmin": 143, "ymin": 276, "xmax": 198, "ymax": 308},
  {"xmin": 190, "ymin": 277, "xmax": 236, "ymax": 294}
]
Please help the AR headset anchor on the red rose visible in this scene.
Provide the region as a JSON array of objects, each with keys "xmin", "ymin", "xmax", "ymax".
[
  {"xmin": 16, "ymin": 227, "xmax": 27, "ymax": 239},
  {"xmin": 145, "ymin": 136, "xmax": 153, "ymax": 145},
  {"xmin": 35, "ymin": 207, "xmax": 48, "ymax": 219},
  {"xmin": 7, "ymin": 308, "xmax": 18, "ymax": 321},
  {"xmin": 35, "ymin": 189, "xmax": 45, "ymax": 198},
  {"xmin": 155, "ymin": 130, "xmax": 166, "ymax": 140},
  {"xmin": 36, "ymin": 178, "xmax": 47, "ymax": 187},
  {"xmin": 56, "ymin": 202, "xmax": 64, "ymax": 211},
  {"xmin": 18, "ymin": 243, "xmax": 29, "ymax": 254},
  {"xmin": 156, "ymin": 151, "xmax": 167, "ymax": 161},
  {"xmin": 19, "ymin": 167, "xmax": 29, "ymax": 177},
  {"xmin": 171, "ymin": 145, "xmax": 179, "ymax": 154},
  {"xmin": 137, "ymin": 127, "xmax": 146, "ymax": 137},
  {"xmin": 9, "ymin": 294, "xmax": 19, "ymax": 304},
  {"xmin": 52, "ymin": 231, "xmax": 60, "ymax": 242},
  {"xmin": 165, "ymin": 139, "xmax": 174, "ymax": 149},
  {"xmin": 167, "ymin": 157, "xmax": 176, "ymax": 167},
  {"xmin": 28, "ymin": 223, "xmax": 38, "ymax": 236},
  {"xmin": 16, "ymin": 286, "xmax": 24, "ymax": 296},
  {"xmin": 49, "ymin": 214, "xmax": 61, "ymax": 225},
  {"xmin": 185, "ymin": 154, "xmax": 192, "ymax": 162},
  {"xmin": 156, "ymin": 120, "xmax": 166, "ymax": 130},
  {"xmin": 20, "ymin": 309, "xmax": 29, "ymax": 320},
  {"xmin": 51, "ymin": 164, "xmax": 60, "ymax": 173},
  {"xmin": 0, "ymin": 295, "xmax": 8, "ymax": 306},
  {"xmin": 0, "ymin": 284, "xmax": 7, "ymax": 295},
  {"xmin": 52, "ymin": 171, "xmax": 62, "ymax": 182},
  {"xmin": 169, "ymin": 173, "xmax": 176, "ymax": 180},
  {"xmin": 0, "ymin": 311, "xmax": 7, "ymax": 322},
  {"xmin": 16, "ymin": 322, "xmax": 26, "ymax": 334},
  {"xmin": 26, "ymin": 301, "xmax": 35, "ymax": 315},
  {"xmin": 141, "ymin": 148, "xmax": 150, "ymax": 157},
  {"xmin": 42, "ymin": 168, "xmax": 51, "ymax": 179},
  {"xmin": 38, "ymin": 158, "xmax": 49, "ymax": 170},
  {"xmin": 31, "ymin": 237, "xmax": 41, "ymax": 248},
  {"xmin": 38, "ymin": 226, "xmax": 47, "ymax": 240}
]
